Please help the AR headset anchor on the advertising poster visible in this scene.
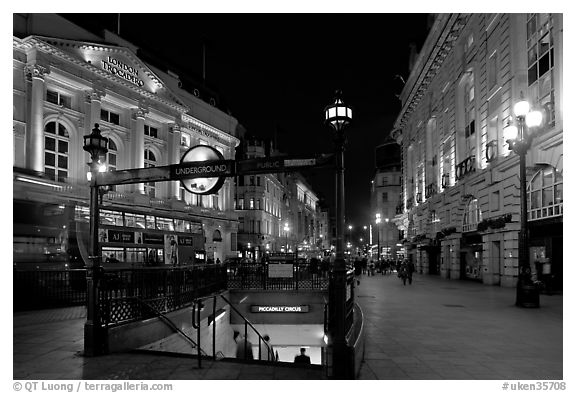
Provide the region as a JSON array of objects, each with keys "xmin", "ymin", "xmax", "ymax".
[{"xmin": 164, "ymin": 234, "xmax": 178, "ymax": 265}]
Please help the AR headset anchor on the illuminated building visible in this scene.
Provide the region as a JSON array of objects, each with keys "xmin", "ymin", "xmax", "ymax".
[
  {"xmin": 370, "ymin": 137, "xmax": 402, "ymax": 261},
  {"xmin": 13, "ymin": 14, "xmax": 240, "ymax": 267},
  {"xmin": 392, "ymin": 14, "xmax": 562, "ymax": 289},
  {"xmin": 234, "ymin": 136, "xmax": 285, "ymax": 259}
]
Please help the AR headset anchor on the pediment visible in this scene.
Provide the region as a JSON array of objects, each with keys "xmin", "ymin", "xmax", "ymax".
[{"xmin": 30, "ymin": 36, "xmax": 187, "ymax": 109}]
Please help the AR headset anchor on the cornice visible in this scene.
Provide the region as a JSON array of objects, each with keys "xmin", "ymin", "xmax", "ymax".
[
  {"xmin": 183, "ymin": 115, "xmax": 240, "ymax": 148},
  {"xmin": 394, "ymin": 14, "xmax": 469, "ymax": 131},
  {"xmin": 16, "ymin": 36, "xmax": 189, "ymax": 115}
]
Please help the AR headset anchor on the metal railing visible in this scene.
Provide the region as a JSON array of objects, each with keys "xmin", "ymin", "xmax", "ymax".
[
  {"xmin": 190, "ymin": 293, "xmax": 275, "ymax": 368},
  {"xmin": 99, "ymin": 265, "xmax": 227, "ymax": 327},
  {"xmin": 14, "ymin": 269, "xmax": 87, "ymax": 311},
  {"xmin": 226, "ymin": 261, "xmax": 329, "ymax": 290}
]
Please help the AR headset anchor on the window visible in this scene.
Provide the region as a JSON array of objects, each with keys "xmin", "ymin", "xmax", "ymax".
[
  {"xmin": 256, "ymin": 199, "xmax": 261, "ymax": 210},
  {"xmin": 381, "ymin": 176, "xmax": 388, "ymax": 186},
  {"xmin": 488, "ymin": 51, "xmax": 498, "ymax": 91},
  {"xmin": 382, "ymin": 192, "xmax": 388, "ymax": 202},
  {"xmin": 212, "ymin": 194, "xmax": 219, "ymax": 210},
  {"xmin": 144, "ymin": 149, "xmax": 156, "ymax": 198},
  {"xmin": 257, "ymin": 176, "xmax": 261, "ymax": 186},
  {"xmin": 46, "ymin": 89, "xmax": 71, "ymax": 109},
  {"xmin": 145, "ymin": 215, "xmax": 155, "ymax": 229},
  {"xmin": 250, "ymin": 176, "xmax": 255, "ymax": 186},
  {"xmin": 156, "ymin": 217, "xmax": 174, "ymax": 231},
  {"xmin": 101, "ymin": 109, "xmax": 120, "ymax": 125},
  {"xmin": 125, "ymin": 213, "xmax": 145, "ymax": 229},
  {"xmin": 238, "ymin": 198, "xmax": 244, "ymax": 210},
  {"xmin": 249, "ymin": 198, "xmax": 254, "ymax": 209},
  {"xmin": 492, "ymin": 190, "xmax": 500, "ymax": 212},
  {"xmin": 144, "ymin": 125, "xmax": 158, "ymax": 138},
  {"xmin": 238, "ymin": 176, "xmax": 244, "ymax": 186},
  {"xmin": 528, "ymin": 165, "xmax": 563, "ymax": 220},
  {"xmin": 462, "ymin": 198, "xmax": 482, "ymax": 232},
  {"xmin": 100, "ymin": 209, "xmax": 123, "ymax": 226},
  {"xmin": 181, "ymin": 133, "xmax": 190, "ymax": 147},
  {"xmin": 527, "ymin": 14, "xmax": 555, "ymax": 126},
  {"xmin": 106, "ymin": 139, "xmax": 117, "ymax": 171},
  {"xmin": 44, "ymin": 121, "xmax": 69, "ymax": 182}
]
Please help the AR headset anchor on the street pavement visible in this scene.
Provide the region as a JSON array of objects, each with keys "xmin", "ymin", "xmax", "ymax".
[
  {"xmin": 355, "ymin": 271, "xmax": 563, "ymax": 380},
  {"xmin": 12, "ymin": 273, "xmax": 563, "ymax": 380}
]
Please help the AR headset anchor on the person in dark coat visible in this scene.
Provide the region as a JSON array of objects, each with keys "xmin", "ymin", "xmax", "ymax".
[
  {"xmin": 407, "ymin": 260, "xmax": 415, "ymax": 284},
  {"xmin": 294, "ymin": 347, "xmax": 311, "ymax": 364}
]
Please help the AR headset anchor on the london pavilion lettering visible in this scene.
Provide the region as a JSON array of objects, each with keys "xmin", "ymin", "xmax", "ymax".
[{"xmin": 101, "ymin": 56, "xmax": 145, "ymax": 87}]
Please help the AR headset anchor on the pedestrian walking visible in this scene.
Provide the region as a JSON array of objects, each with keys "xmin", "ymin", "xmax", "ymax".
[
  {"xmin": 407, "ymin": 260, "xmax": 415, "ymax": 285},
  {"xmin": 233, "ymin": 331, "xmax": 254, "ymax": 360}
]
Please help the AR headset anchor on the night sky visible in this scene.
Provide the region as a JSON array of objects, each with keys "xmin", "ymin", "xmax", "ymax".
[{"xmin": 63, "ymin": 13, "xmax": 431, "ymax": 228}]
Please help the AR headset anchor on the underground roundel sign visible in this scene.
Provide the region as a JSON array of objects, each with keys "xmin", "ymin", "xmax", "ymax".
[{"xmin": 179, "ymin": 145, "xmax": 227, "ymax": 195}]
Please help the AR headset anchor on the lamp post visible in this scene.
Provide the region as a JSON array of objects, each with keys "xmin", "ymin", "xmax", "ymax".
[
  {"xmin": 325, "ymin": 90, "xmax": 352, "ymax": 378},
  {"xmin": 375, "ymin": 214, "xmax": 381, "ymax": 263},
  {"xmin": 83, "ymin": 123, "xmax": 109, "ymax": 356},
  {"xmin": 385, "ymin": 218, "xmax": 390, "ymax": 259},
  {"xmin": 503, "ymin": 96, "xmax": 543, "ymax": 308},
  {"xmin": 284, "ymin": 222, "xmax": 290, "ymax": 253}
]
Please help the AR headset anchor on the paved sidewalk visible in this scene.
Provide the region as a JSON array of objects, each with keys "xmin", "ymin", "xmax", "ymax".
[
  {"xmin": 355, "ymin": 272, "xmax": 563, "ymax": 380},
  {"xmin": 13, "ymin": 273, "xmax": 563, "ymax": 380}
]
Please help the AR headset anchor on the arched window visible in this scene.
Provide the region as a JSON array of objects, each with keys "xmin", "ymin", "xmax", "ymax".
[
  {"xmin": 462, "ymin": 198, "xmax": 482, "ymax": 232},
  {"xmin": 212, "ymin": 229, "xmax": 222, "ymax": 242},
  {"xmin": 44, "ymin": 121, "xmax": 69, "ymax": 182},
  {"xmin": 528, "ymin": 165, "xmax": 563, "ymax": 220},
  {"xmin": 144, "ymin": 149, "xmax": 156, "ymax": 198},
  {"xmin": 464, "ymin": 74, "xmax": 476, "ymax": 157}
]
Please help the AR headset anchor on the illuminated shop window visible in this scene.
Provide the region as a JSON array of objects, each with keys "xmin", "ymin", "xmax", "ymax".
[
  {"xmin": 100, "ymin": 109, "xmax": 120, "ymax": 125},
  {"xmin": 46, "ymin": 89, "xmax": 71, "ymax": 109},
  {"xmin": 527, "ymin": 13, "xmax": 556, "ymax": 127},
  {"xmin": 44, "ymin": 121, "xmax": 69, "ymax": 182},
  {"xmin": 528, "ymin": 165, "xmax": 563, "ymax": 220},
  {"xmin": 144, "ymin": 149, "xmax": 156, "ymax": 198}
]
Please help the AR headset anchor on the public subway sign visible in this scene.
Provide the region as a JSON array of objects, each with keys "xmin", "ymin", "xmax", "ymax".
[
  {"xmin": 100, "ymin": 56, "xmax": 145, "ymax": 87},
  {"xmin": 250, "ymin": 305, "xmax": 309, "ymax": 313}
]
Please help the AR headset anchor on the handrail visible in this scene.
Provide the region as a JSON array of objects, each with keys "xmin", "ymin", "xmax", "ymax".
[
  {"xmin": 134, "ymin": 297, "xmax": 207, "ymax": 356},
  {"xmin": 219, "ymin": 294, "xmax": 275, "ymax": 362}
]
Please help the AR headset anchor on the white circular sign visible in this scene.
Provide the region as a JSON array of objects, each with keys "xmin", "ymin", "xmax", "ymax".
[{"xmin": 180, "ymin": 145, "xmax": 226, "ymax": 195}]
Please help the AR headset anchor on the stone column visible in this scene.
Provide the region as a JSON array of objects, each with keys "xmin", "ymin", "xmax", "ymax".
[
  {"xmin": 133, "ymin": 103, "xmax": 147, "ymax": 194},
  {"xmin": 25, "ymin": 64, "xmax": 49, "ymax": 173},
  {"xmin": 169, "ymin": 123, "xmax": 182, "ymax": 199},
  {"xmin": 87, "ymin": 85, "xmax": 106, "ymax": 131}
]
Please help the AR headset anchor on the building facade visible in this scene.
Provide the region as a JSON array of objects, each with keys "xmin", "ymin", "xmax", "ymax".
[
  {"xmin": 233, "ymin": 136, "xmax": 330, "ymax": 260},
  {"xmin": 234, "ymin": 137, "xmax": 285, "ymax": 259},
  {"xmin": 371, "ymin": 138, "xmax": 403, "ymax": 261},
  {"xmin": 392, "ymin": 14, "xmax": 563, "ymax": 289},
  {"xmin": 13, "ymin": 14, "xmax": 241, "ymax": 268}
]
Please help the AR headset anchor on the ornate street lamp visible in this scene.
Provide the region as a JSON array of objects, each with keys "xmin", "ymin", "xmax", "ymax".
[
  {"xmin": 503, "ymin": 96, "xmax": 543, "ymax": 308},
  {"xmin": 324, "ymin": 90, "xmax": 352, "ymax": 378},
  {"xmin": 83, "ymin": 123, "xmax": 108, "ymax": 356},
  {"xmin": 375, "ymin": 214, "xmax": 381, "ymax": 263}
]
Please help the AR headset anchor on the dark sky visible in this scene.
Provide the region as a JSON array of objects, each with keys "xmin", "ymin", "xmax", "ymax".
[{"xmin": 63, "ymin": 13, "xmax": 431, "ymax": 227}]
